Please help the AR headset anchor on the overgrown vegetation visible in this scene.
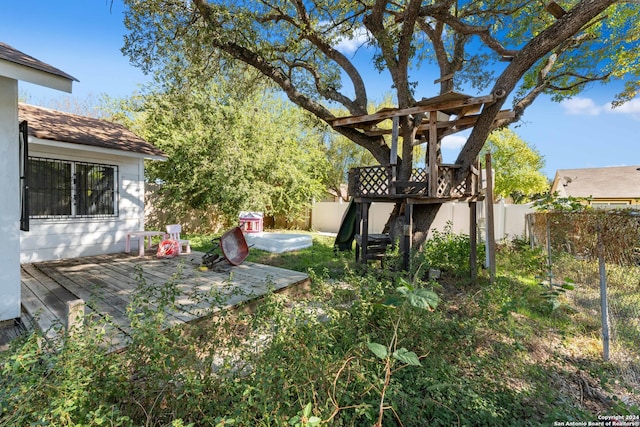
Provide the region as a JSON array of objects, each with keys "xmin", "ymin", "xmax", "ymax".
[
  {"xmin": 138, "ymin": 85, "xmax": 329, "ymax": 225},
  {"xmin": 411, "ymin": 223, "xmax": 485, "ymax": 279},
  {"xmin": 528, "ymin": 209, "xmax": 640, "ymax": 371},
  {"xmin": 1, "ymin": 232, "xmax": 638, "ymax": 426}
]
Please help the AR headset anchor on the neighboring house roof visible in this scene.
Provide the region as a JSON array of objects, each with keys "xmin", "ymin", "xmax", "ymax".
[
  {"xmin": 551, "ymin": 166, "xmax": 640, "ymax": 199},
  {"xmin": 0, "ymin": 42, "xmax": 77, "ymax": 92},
  {"xmin": 19, "ymin": 103, "xmax": 166, "ymax": 159}
]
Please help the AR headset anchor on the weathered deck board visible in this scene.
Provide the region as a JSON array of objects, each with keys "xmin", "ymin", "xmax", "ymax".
[
  {"xmin": 18, "ymin": 252, "xmax": 309, "ymax": 352},
  {"xmin": 63, "ymin": 261, "xmax": 190, "ymax": 326},
  {"xmin": 20, "ymin": 280, "xmax": 63, "ymax": 341},
  {"xmin": 66, "ymin": 256, "xmax": 212, "ymax": 325},
  {"xmin": 34, "ymin": 264, "xmax": 132, "ymax": 333}
]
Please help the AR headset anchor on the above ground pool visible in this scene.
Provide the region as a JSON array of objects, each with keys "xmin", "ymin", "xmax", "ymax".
[{"xmin": 243, "ymin": 232, "xmax": 313, "ymax": 253}]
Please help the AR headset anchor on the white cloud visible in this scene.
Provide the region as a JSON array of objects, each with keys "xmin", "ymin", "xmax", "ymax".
[
  {"xmin": 442, "ymin": 135, "xmax": 467, "ymax": 150},
  {"xmin": 334, "ymin": 27, "xmax": 370, "ymax": 54},
  {"xmin": 561, "ymin": 96, "xmax": 640, "ymax": 120},
  {"xmin": 560, "ymin": 97, "xmax": 602, "ymax": 116},
  {"xmin": 606, "ymin": 98, "xmax": 640, "ymax": 119}
]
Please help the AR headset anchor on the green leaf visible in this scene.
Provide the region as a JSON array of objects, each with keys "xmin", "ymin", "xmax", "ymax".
[
  {"xmin": 303, "ymin": 402, "xmax": 312, "ymax": 418},
  {"xmin": 396, "ymin": 278, "xmax": 414, "ymax": 291},
  {"xmin": 560, "ymin": 283, "xmax": 575, "ymax": 290},
  {"xmin": 406, "ymin": 289, "xmax": 439, "ymax": 310},
  {"xmin": 392, "ymin": 348, "xmax": 421, "ymax": 366},
  {"xmin": 308, "ymin": 416, "xmax": 321, "ymax": 425},
  {"xmin": 367, "ymin": 342, "xmax": 388, "ymax": 360},
  {"xmin": 288, "ymin": 415, "xmax": 300, "ymax": 426},
  {"xmin": 381, "ymin": 295, "xmax": 403, "ymax": 307}
]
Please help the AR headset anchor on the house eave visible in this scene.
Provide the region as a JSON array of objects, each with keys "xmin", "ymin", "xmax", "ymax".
[
  {"xmin": 29, "ymin": 136, "xmax": 168, "ymax": 161},
  {"xmin": 0, "ymin": 60, "xmax": 73, "ymax": 93}
]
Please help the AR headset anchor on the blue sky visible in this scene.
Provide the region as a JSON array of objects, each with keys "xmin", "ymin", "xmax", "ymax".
[{"xmin": 2, "ymin": 0, "xmax": 639, "ymax": 179}]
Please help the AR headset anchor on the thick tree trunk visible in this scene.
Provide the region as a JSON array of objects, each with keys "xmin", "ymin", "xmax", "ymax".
[
  {"xmin": 384, "ymin": 202, "xmax": 442, "ymax": 249},
  {"xmin": 411, "ymin": 204, "xmax": 442, "ymax": 246},
  {"xmin": 382, "ymin": 114, "xmax": 443, "ymax": 249}
]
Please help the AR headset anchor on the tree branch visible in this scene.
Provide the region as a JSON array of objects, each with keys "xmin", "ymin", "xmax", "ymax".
[
  {"xmin": 454, "ymin": 0, "xmax": 618, "ymax": 185},
  {"xmin": 394, "ymin": 0, "xmax": 423, "ymax": 105},
  {"xmin": 291, "ymin": 0, "xmax": 369, "ymax": 114},
  {"xmin": 289, "ymin": 61, "xmax": 361, "ymax": 109},
  {"xmin": 546, "ymin": 72, "xmax": 611, "ymax": 90},
  {"xmin": 418, "ymin": 3, "xmax": 520, "ymax": 58}
]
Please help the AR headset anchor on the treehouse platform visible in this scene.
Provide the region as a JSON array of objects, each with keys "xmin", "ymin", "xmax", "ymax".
[
  {"xmin": 348, "ymin": 164, "xmax": 481, "ymax": 203},
  {"xmin": 347, "ymin": 162, "xmax": 483, "ymax": 264},
  {"xmin": 330, "ymin": 91, "xmax": 508, "ymax": 267}
]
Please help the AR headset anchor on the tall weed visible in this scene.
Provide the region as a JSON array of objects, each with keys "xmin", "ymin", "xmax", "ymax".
[
  {"xmin": 413, "ymin": 223, "xmax": 485, "ymax": 278},
  {"xmin": 2, "ymin": 237, "xmax": 636, "ymax": 425}
]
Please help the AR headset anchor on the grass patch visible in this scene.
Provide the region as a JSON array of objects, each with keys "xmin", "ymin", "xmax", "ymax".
[
  {"xmin": 246, "ymin": 234, "xmax": 350, "ymax": 278},
  {"xmin": 1, "ymin": 231, "xmax": 638, "ymax": 426},
  {"xmin": 190, "ymin": 230, "xmax": 350, "ymax": 277}
]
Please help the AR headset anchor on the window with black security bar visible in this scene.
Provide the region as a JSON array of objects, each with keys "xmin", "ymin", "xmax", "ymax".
[{"xmin": 28, "ymin": 157, "xmax": 118, "ymax": 219}]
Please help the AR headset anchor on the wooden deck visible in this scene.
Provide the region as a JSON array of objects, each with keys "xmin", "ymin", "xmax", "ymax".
[{"xmin": 15, "ymin": 251, "xmax": 309, "ymax": 352}]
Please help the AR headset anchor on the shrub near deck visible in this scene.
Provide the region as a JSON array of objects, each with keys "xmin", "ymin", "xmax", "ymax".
[{"xmin": 0, "ymin": 233, "xmax": 638, "ymax": 425}]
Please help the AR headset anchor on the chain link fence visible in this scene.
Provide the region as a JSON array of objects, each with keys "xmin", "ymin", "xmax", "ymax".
[{"xmin": 527, "ymin": 211, "xmax": 639, "ymax": 382}]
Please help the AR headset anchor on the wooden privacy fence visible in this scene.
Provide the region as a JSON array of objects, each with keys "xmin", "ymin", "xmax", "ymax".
[{"xmin": 144, "ymin": 184, "xmax": 310, "ymax": 234}]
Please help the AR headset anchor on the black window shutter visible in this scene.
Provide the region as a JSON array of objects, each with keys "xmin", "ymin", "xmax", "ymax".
[{"xmin": 19, "ymin": 120, "xmax": 29, "ymax": 232}]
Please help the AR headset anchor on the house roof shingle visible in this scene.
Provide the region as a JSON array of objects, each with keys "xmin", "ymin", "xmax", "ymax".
[
  {"xmin": 19, "ymin": 103, "xmax": 166, "ymax": 159},
  {"xmin": 0, "ymin": 41, "xmax": 78, "ymax": 82},
  {"xmin": 552, "ymin": 166, "xmax": 640, "ymax": 199}
]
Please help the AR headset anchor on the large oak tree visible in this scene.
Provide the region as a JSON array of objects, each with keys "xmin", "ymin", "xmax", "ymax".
[{"xmin": 122, "ymin": 0, "xmax": 638, "ymax": 242}]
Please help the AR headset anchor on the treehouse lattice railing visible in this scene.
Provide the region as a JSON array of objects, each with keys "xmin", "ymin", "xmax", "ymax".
[{"xmin": 348, "ymin": 165, "xmax": 478, "ymax": 199}]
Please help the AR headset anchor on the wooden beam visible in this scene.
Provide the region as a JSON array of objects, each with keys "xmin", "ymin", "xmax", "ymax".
[
  {"xmin": 329, "ymin": 95, "xmax": 495, "ymax": 128},
  {"xmin": 433, "ymin": 73, "xmax": 454, "ymax": 84},
  {"xmin": 428, "ymin": 112, "xmax": 438, "ymax": 197},
  {"xmin": 391, "ymin": 116, "xmax": 399, "ymax": 195},
  {"xmin": 368, "ymin": 110, "xmax": 515, "ymax": 138},
  {"xmin": 456, "ymin": 104, "xmax": 481, "ymax": 118},
  {"xmin": 390, "ymin": 116, "xmax": 399, "ymax": 165},
  {"xmin": 436, "ymin": 110, "xmax": 516, "ymax": 138}
]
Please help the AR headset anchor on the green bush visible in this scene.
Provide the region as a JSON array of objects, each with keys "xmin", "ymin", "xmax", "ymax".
[
  {"xmin": 412, "ymin": 223, "xmax": 485, "ymax": 278},
  {"xmin": 2, "ymin": 235, "xmax": 636, "ymax": 425}
]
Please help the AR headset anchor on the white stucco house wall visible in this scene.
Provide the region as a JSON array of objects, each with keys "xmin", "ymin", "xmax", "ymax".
[
  {"xmin": 19, "ymin": 104, "xmax": 166, "ymax": 263},
  {"xmin": 1, "ymin": 41, "xmax": 166, "ymax": 323},
  {"xmin": 1, "ymin": 41, "xmax": 76, "ymax": 322}
]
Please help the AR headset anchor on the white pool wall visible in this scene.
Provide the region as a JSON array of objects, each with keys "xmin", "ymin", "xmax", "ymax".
[{"xmin": 244, "ymin": 232, "xmax": 313, "ymax": 253}]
